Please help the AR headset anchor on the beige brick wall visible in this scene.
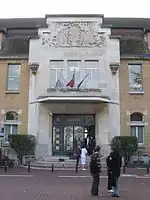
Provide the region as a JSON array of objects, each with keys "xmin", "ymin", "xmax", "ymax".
[
  {"xmin": 120, "ymin": 59, "xmax": 150, "ymax": 148},
  {"xmin": 0, "ymin": 59, "xmax": 29, "ymax": 134}
]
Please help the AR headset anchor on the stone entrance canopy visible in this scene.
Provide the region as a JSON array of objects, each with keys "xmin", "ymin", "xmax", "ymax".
[{"xmin": 31, "ymin": 95, "xmax": 118, "ymax": 105}]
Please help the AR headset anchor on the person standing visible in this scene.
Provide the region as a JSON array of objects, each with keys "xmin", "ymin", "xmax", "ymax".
[
  {"xmin": 110, "ymin": 147, "xmax": 122, "ymax": 197},
  {"xmin": 81, "ymin": 145, "xmax": 88, "ymax": 170},
  {"xmin": 75, "ymin": 145, "xmax": 81, "ymax": 168},
  {"xmin": 90, "ymin": 145, "xmax": 101, "ymax": 196},
  {"xmin": 106, "ymin": 153, "xmax": 113, "ymax": 192}
]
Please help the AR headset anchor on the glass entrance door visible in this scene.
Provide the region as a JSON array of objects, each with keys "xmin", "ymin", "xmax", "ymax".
[
  {"xmin": 52, "ymin": 126, "xmax": 63, "ymax": 155},
  {"xmin": 74, "ymin": 126, "xmax": 84, "ymax": 149},
  {"xmin": 52, "ymin": 126, "xmax": 84, "ymax": 156},
  {"xmin": 64, "ymin": 126, "xmax": 73, "ymax": 153}
]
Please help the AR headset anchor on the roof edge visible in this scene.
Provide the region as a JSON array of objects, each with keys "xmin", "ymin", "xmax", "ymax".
[
  {"xmin": 121, "ymin": 54, "xmax": 150, "ymax": 60},
  {"xmin": 0, "ymin": 55, "xmax": 28, "ymax": 60},
  {"xmin": 45, "ymin": 14, "xmax": 104, "ymax": 19}
]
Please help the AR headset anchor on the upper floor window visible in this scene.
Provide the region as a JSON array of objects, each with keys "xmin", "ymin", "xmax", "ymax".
[
  {"xmin": 50, "ymin": 60, "xmax": 64, "ymax": 88},
  {"xmin": 67, "ymin": 60, "xmax": 81, "ymax": 87},
  {"xmin": 130, "ymin": 112, "xmax": 144, "ymax": 144},
  {"xmin": 84, "ymin": 60, "xmax": 99, "ymax": 89},
  {"xmin": 128, "ymin": 64, "xmax": 143, "ymax": 92},
  {"xmin": 7, "ymin": 64, "xmax": 21, "ymax": 91}
]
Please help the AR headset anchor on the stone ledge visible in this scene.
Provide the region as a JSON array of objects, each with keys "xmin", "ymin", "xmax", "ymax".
[{"xmin": 47, "ymin": 88, "xmax": 102, "ymax": 93}]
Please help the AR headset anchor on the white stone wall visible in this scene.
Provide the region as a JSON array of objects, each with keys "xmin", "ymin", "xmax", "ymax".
[
  {"xmin": 28, "ymin": 16, "xmax": 120, "ymax": 98},
  {"xmin": 28, "ymin": 15, "xmax": 120, "ymax": 157}
]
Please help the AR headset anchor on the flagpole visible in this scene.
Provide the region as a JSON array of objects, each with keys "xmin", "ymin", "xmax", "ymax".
[{"xmin": 77, "ymin": 73, "xmax": 89, "ymax": 89}]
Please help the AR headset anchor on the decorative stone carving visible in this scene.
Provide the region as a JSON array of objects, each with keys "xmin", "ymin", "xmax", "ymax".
[
  {"xmin": 41, "ymin": 22, "xmax": 106, "ymax": 48},
  {"xmin": 110, "ymin": 64, "xmax": 119, "ymax": 75},
  {"xmin": 29, "ymin": 63, "xmax": 39, "ymax": 75}
]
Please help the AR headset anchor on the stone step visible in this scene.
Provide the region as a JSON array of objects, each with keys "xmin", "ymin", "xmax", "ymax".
[
  {"xmin": 30, "ymin": 160, "xmax": 106, "ymax": 169},
  {"xmin": 28, "ymin": 155, "xmax": 107, "ymax": 169},
  {"xmin": 37, "ymin": 156, "xmax": 70, "ymax": 161},
  {"xmin": 30, "ymin": 163, "xmax": 77, "ymax": 168}
]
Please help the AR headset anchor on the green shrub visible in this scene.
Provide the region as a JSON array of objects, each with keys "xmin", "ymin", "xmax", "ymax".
[
  {"xmin": 8, "ymin": 134, "xmax": 36, "ymax": 164},
  {"xmin": 111, "ymin": 136, "xmax": 138, "ymax": 165}
]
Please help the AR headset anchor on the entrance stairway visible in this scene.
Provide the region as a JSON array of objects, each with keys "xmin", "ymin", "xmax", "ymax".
[{"xmin": 29, "ymin": 156, "xmax": 107, "ymax": 169}]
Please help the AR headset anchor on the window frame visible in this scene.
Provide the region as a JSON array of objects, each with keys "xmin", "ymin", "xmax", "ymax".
[
  {"xmin": 130, "ymin": 125, "xmax": 144, "ymax": 145},
  {"xmin": 67, "ymin": 60, "xmax": 81, "ymax": 87},
  {"xmin": 50, "ymin": 68, "xmax": 65, "ymax": 88},
  {"xmin": 84, "ymin": 60, "xmax": 99, "ymax": 89},
  {"xmin": 6, "ymin": 63, "xmax": 21, "ymax": 92},
  {"xmin": 49, "ymin": 60, "xmax": 65, "ymax": 88},
  {"xmin": 84, "ymin": 68, "xmax": 99, "ymax": 89},
  {"xmin": 3, "ymin": 111, "xmax": 19, "ymax": 143},
  {"xmin": 4, "ymin": 124, "xmax": 18, "ymax": 143},
  {"xmin": 128, "ymin": 63, "xmax": 143, "ymax": 94},
  {"xmin": 130, "ymin": 112, "xmax": 144, "ymax": 145}
]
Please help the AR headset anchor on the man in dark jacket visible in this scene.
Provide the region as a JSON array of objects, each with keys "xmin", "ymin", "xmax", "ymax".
[
  {"xmin": 90, "ymin": 145, "xmax": 101, "ymax": 196},
  {"xmin": 106, "ymin": 153, "xmax": 113, "ymax": 192},
  {"xmin": 110, "ymin": 148, "xmax": 122, "ymax": 197},
  {"xmin": 75, "ymin": 145, "xmax": 81, "ymax": 167}
]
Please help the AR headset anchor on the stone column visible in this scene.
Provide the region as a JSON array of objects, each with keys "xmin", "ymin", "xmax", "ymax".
[
  {"xmin": 108, "ymin": 66, "xmax": 120, "ymax": 142},
  {"xmin": 48, "ymin": 112, "xmax": 53, "ymax": 156},
  {"xmin": 96, "ymin": 105, "xmax": 110, "ymax": 156},
  {"xmin": 28, "ymin": 62, "xmax": 39, "ymax": 137},
  {"xmin": 35, "ymin": 103, "xmax": 40, "ymax": 142},
  {"xmin": 35, "ymin": 105, "xmax": 50, "ymax": 158},
  {"xmin": 28, "ymin": 73, "xmax": 37, "ymax": 136}
]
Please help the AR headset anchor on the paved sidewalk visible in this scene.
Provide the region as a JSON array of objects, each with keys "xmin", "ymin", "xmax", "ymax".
[{"xmin": 0, "ymin": 169, "xmax": 149, "ymax": 200}]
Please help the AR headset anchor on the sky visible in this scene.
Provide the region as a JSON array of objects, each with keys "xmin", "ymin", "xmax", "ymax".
[{"xmin": 1, "ymin": 0, "xmax": 150, "ymax": 18}]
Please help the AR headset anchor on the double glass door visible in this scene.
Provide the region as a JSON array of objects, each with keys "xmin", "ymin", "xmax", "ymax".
[{"xmin": 52, "ymin": 126, "xmax": 84, "ymax": 156}]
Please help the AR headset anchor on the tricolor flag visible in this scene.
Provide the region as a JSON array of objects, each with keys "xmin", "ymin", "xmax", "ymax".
[
  {"xmin": 77, "ymin": 74, "xmax": 89, "ymax": 89},
  {"xmin": 66, "ymin": 70, "xmax": 75, "ymax": 87}
]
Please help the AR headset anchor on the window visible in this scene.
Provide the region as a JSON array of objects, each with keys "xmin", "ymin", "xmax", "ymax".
[
  {"xmin": 84, "ymin": 60, "xmax": 99, "ymax": 88},
  {"xmin": 50, "ymin": 61, "xmax": 64, "ymax": 88},
  {"xmin": 4, "ymin": 111, "xmax": 18, "ymax": 143},
  {"xmin": 67, "ymin": 60, "xmax": 81, "ymax": 87},
  {"xmin": 7, "ymin": 64, "xmax": 21, "ymax": 91},
  {"xmin": 130, "ymin": 112, "xmax": 144, "ymax": 144},
  {"xmin": 128, "ymin": 64, "xmax": 143, "ymax": 92}
]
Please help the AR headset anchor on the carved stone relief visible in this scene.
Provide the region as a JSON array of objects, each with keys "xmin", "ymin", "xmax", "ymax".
[{"xmin": 41, "ymin": 22, "xmax": 106, "ymax": 48}]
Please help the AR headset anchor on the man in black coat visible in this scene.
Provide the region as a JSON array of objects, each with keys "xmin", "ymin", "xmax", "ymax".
[
  {"xmin": 109, "ymin": 148, "xmax": 122, "ymax": 197},
  {"xmin": 90, "ymin": 145, "xmax": 101, "ymax": 196},
  {"xmin": 106, "ymin": 153, "xmax": 113, "ymax": 192},
  {"xmin": 75, "ymin": 145, "xmax": 81, "ymax": 167}
]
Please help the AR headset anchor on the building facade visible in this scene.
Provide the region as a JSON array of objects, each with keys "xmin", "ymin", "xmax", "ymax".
[
  {"xmin": 28, "ymin": 15, "xmax": 120, "ymax": 157},
  {"xmin": 0, "ymin": 15, "xmax": 150, "ymax": 158},
  {"xmin": 112, "ymin": 26, "xmax": 150, "ymax": 151},
  {"xmin": 0, "ymin": 30, "xmax": 29, "ymax": 147}
]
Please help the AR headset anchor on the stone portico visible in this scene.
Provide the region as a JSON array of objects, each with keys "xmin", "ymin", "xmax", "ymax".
[{"xmin": 28, "ymin": 14, "xmax": 120, "ymax": 158}]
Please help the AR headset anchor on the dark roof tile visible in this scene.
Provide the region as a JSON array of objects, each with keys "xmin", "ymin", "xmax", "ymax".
[
  {"xmin": 120, "ymin": 39, "xmax": 146, "ymax": 54},
  {"xmin": 0, "ymin": 18, "xmax": 45, "ymax": 29},
  {"xmin": 0, "ymin": 17, "xmax": 150, "ymax": 30},
  {"xmin": 1, "ymin": 38, "xmax": 29, "ymax": 55},
  {"xmin": 104, "ymin": 17, "xmax": 150, "ymax": 29},
  {"xmin": 6, "ymin": 28, "xmax": 38, "ymax": 38}
]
